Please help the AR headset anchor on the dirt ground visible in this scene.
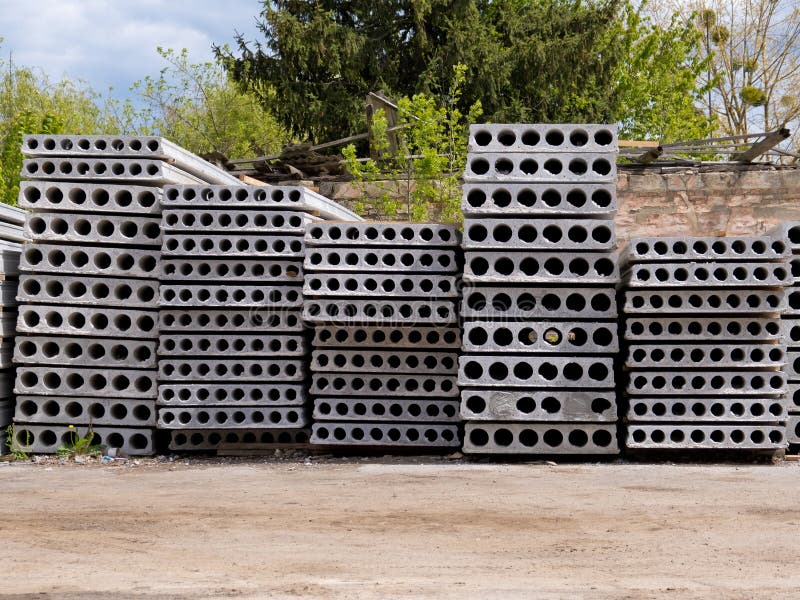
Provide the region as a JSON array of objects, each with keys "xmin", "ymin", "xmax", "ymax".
[{"xmin": 0, "ymin": 455, "xmax": 799, "ymax": 599}]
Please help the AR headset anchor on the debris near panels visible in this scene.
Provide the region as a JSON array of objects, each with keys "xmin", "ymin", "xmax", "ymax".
[
  {"xmin": 11, "ymin": 135, "xmax": 243, "ymax": 457},
  {"xmin": 619, "ymin": 235, "xmax": 790, "ymax": 452},
  {"xmin": 460, "ymin": 123, "xmax": 620, "ymax": 455},
  {"xmin": 304, "ymin": 222, "xmax": 463, "ymax": 448}
]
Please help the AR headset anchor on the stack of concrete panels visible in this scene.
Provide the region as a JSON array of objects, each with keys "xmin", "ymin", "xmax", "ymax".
[
  {"xmin": 305, "ymin": 222, "xmax": 462, "ymax": 448},
  {"xmin": 620, "ymin": 236, "xmax": 791, "ymax": 452},
  {"xmin": 158, "ymin": 185, "xmax": 362, "ymax": 452},
  {"xmin": 459, "ymin": 123, "xmax": 620, "ymax": 454},
  {"xmin": 0, "ymin": 205, "xmax": 26, "ymax": 451},
  {"xmin": 10, "ymin": 134, "xmax": 239, "ymax": 456},
  {"xmin": 771, "ymin": 223, "xmax": 800, "ymax": 451}
]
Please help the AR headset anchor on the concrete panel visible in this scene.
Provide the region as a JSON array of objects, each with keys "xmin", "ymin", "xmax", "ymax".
[
  {"xmin": 162, "ymin": 234, "xmax": 303, "ymax": 258},
  {"xmin": 159, "ymin": 359, "xmax": 306, "ymax": 382},
  {"xmin": 458, "ymin": 355, "xmax": 615, "ymax": 388},
  {"xmin": 305, "ymin": 222, "xmax": 460, "ymax": 247},
  {"xmin": 162, "ymin": 184, "xmax": 362, "ymax": 221},
  {"xmin": 159, "ymin": 284, "xmax": 302, "ymax": 309},
  {"xmin": 162, "ymin": 208, "xmax": 314, "ymax": 234},
  {"xmin": 158, "ymin": 406, "xmax": 308, "ymax": 429},
  {"xmin": 20, "ymin": 244, "xmax": 160, "ymax": 279},
  {"xmin": 18, "ymin": 305, "xmax": 158, "ymax": 338},
  {"xmin": 158, "ymin": 334, "xmax": 307, "ymax": 357},
  {"xmin": 14, "ymin": 396, "xmax": 156, "ymax": 426},
  {"xmin": 625, "ymin": 343, "xmax": 786, "ymax": 369},
  {"xmin": 305, "ymin": 248, "xmax": 459, "ymax": 273},
  {"xmin": 18, "ymin": 181, "xmax": 160, "ymax": 214},
  {"xmin": 462, "ymin": 182, "xmax": 616, "ymax": 217},
  {"xmin": 25, "ymin": 212, "xmax": 161, "ymax": 246},
  {"xmin": 463, "ymin": 321, "xmax": 617, "ymax": 353},
  {"xmin": 624, "ymin": 317, "xmax": 781, "ymax": 342},
  {"xmin": 303, "ymin": 299, "xmax": 457, "ymax": 325},
  {"xmin": 788, "ymin": 416, "xmax": 800, "ymax": 444},
  {"xmin": 622, "ymin": 262, "xmax": 790, "ymax": 288},
  {"xmin": 462, "ymin": 286, "xmax": 616, "ymax": 320},
  {"xmin": 464, "ymin": 152, "xmax": 616, "ymax": 183},
  {"xmin": 304, "ymin": 273, "xmax": 458, "ymax": 298},
  {"xmin": 311, "ymin": 422, "xmax": 460, "ymax": 447},
  {"xmin": 159, "ymin": 309, "xmax": 303, "ymax": 333},
  {"xmin": 468, "ymin": 123, "xmax": 618, "ymax": 153},
  {"xmin": 784, "ymin": 320, "xmax": 800, "ymax": 348},
  {"xmin": 626, "ymin": 370, "xmax": 786, "ymax": 396},
  {"xmin": 9, "ymin": 423, "xmax": 154, "ymax": 455},
  {"xmin": 625, "ymin": 424, "xmax": 786, "ymax": 449},
  {"xmin": 15, "ymin": 366, "xmax": 157, "ymax": 398},
  {"xmin": 168, "ymin": 428, "xmax": 310, "ymax": 451},
  {"xmin": 158, "ymin": 383, "xmax": 307, "ymax": 406},
  {"xmin": 622, "ymin": 289, "xmax": 785, "ymax": 315},
  {"xmin": 312, "ymin": 325, "xmax": 461, "ymax": 349},
  {"xmin": 161, "ymin": 259, "xmax": 302, "ymax": 283},
  {"xmin": 626, "ymin": 397, "xmax": 786, "ymax": 422},
  {"xmin": 464, "ymin": 251, "xmax": 618, "ymax": 284},
  {"xmin": 311, "ymin": 350, "xmax": 458, "ymax": 374},
  {"xmin": 14, "ymin": 336, "xmax": 157, "ymax": 368},
  {"xmin": 621, "ymin": 236, "xmax": 788, "ymax": 263},
  {"xmin": 313, "ymin": 398, "xmax": 460, "ymax": 422},
  {"xmin": 785, "ymin": 350, "xmax": 800, "ymax": 378},
  {"xmin": 463, "ymin": 218, "xmax": 615, "ymax": 251},
  {"xmin": 18, "ymin": 274, "xmax": 158, "ymax": 309},
  {"xmin": 463, "ymin": 423, "xmax": 618, "ymax": 454},
  {"xmin": 460, "ymin": 389, "xmax": 617, "ymax": 421},
  {"xmin": 311, "ymin": 373, "xmax": 459, "ymax": 398}
]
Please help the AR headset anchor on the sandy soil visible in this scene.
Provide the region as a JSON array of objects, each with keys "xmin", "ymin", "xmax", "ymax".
[{"xmin": 0, "ymin": 456, "xmax": 798, "ymax": 599}]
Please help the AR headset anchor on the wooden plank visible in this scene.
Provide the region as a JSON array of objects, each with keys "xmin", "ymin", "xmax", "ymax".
[
  {"xmin": 733, "ymin": 128, "xmax": 791, "ymax": 163},
  {"xmin": 237, "ymin": 175, "xmax": 271, "ymax": 187},
  {"xmin": 619, "ymin": 140, "xmax": 660, "ymax": 148}
]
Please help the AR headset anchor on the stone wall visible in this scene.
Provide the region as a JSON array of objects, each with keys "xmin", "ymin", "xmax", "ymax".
[{"xmin": 320, "ymin": 166, "xmax": 800, "ymax": 242}]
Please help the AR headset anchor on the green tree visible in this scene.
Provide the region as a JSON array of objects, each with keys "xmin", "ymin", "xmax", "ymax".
[
  {"xmin": 219, "ymin": 0, "xmax": 709, "ymax": 143},
  {"xmin": 616, "ymin": 9, "xmax": 714, "ymax": 141},
  {"xmin": 694, "ymin": 0, "xmax": 800, "ymax": 140},
  {"xmin": 0, "ymin": 40, "xmax": 113, "ymax": 205},
  {"xmin": 343, "ymin": 64, "xmax": 482, "ymax": 224},
  {"xmin": 117, "ymin": 47, "xmax": 287, "ymax": 160}
]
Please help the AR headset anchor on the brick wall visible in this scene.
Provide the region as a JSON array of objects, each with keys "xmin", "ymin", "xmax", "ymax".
[
  {"xmin": 617, "ymin": 167, "xmax": 800, "ymax": 244},
  {"xmin": 320, "ymin": 166, "xmax": 800, "ymax": 243}
]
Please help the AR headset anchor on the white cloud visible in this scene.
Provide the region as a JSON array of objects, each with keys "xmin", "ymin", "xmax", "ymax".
[{"xmin": 0, "ymin": 0, "xmax": 263, "ymax": 95}]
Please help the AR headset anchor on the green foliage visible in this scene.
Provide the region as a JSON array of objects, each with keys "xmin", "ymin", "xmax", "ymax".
[
  {"xmin": 1, "ymin": 113, "xmax": 64, "ymax": 206},
  {"xmin": 342, "ymin": 115, "xmax": 404, "ymax": 218},
  {"xmin": 700, "ymin": 9, "xmax": 717, "ymax": 28},
  {"xmin": 4, "ymin": 425, "xmax": 30, "ymax": 461},
  {"xmin": 0, "ymin": 41, "xmax": 113, "ymax": 206},
  {"xmin": 343, "ymin": 65, "xmax": 481, "ymax": 224},
  {"xmin": 120, "ymin": 47, "xmax": 287, "ymax": 159},
  {"xmin": 56, "ymin": 424, "xmax": 103, "ymax": 459},
  {"xmin": 0, "ymin": 41, "xmax": 286, "ymax": 202},
  {"xmin": 710, "ymin": 25, "xmax": 730, "ymax": 44},
  {"xmin": 740, "ymin": 85, "xmax": 767, "ymax": 107},
  {"xmin": 617, "ymin": 9, "xmax": 714, "ymax": 141},
  {"xmin": 222, "ymin": 0, "xmax": 709, "ymax": 143}
]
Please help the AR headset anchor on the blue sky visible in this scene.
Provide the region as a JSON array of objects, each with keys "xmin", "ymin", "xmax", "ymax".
[{"xmin": 0, "ymin": 0, "xmax": 264, "ymax": 98}]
